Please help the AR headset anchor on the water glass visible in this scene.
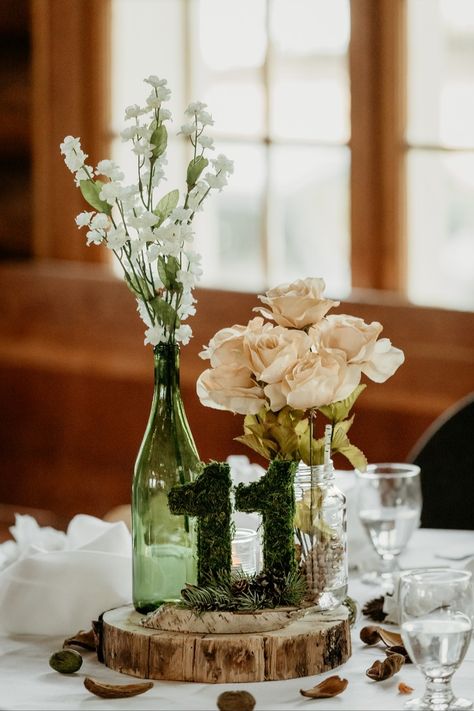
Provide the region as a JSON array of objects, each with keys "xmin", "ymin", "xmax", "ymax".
[
  {"xmin": 399, "ymin": 568, "xmax": 473, "ymax": 710},
  {"xmin": 356, "ymin": 463, "xmax": 422, "ymax": 590}
]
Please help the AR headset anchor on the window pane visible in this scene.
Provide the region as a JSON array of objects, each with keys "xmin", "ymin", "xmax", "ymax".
[
  {"xmin": 190, "ymin": 0, "xmax": 266, "ymax": 138},
  {"xmin": 407, "ymin": 150, "xmax": 474, "ymax": 310},
  {"xmin": 407, "ymin": 0, "xmax": 474, "ymax": 147},
  {"xmin": 194, "ymin": 143, "xmax": 266, "ymax": 291},
  {"xmin": 111, "ymin": 0, "xmax": 186, "ymax": 131},
  {"xmin": 269, "ymin": 146, "xmax": 350, "ymax": 296},
  {"xmin": 270, "ymin": 0, "xmax": 350, "ymax": 142}
]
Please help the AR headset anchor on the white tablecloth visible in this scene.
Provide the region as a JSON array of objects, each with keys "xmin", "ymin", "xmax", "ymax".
[{"xmin": 1, "ymin": 529, "xmax": 473, "ymax": 711}]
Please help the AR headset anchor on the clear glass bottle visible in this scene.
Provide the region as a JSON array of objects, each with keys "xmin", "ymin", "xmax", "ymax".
[
  {"xmin": 294, "ymin": 461, "xmax": 348, "ymax": 610},
  {"xmin": 132, "ymin": 343, "xmax": 199, "ymax": 613}
]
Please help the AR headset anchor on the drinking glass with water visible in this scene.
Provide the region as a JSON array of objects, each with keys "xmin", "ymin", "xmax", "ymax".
[
  {"xmin": 355, "ymin": 463, "xmax": 422, "ymax": 590},
  {"xmin": 399, "ymin": 568, "xmax": 473, "ymax": 710}
]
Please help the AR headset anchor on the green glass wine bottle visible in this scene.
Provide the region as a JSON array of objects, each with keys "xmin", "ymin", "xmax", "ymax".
[{"xmin": 132, "ymin": 343, "xmax": 199, "ymax": 613}]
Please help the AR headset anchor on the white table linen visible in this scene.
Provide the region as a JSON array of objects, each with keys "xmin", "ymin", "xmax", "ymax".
[
  {"xmin": 1, "ymin": 528, "xmax": 473, "ymax": 711},
  {"xmin": 0, "ymin": 515, "xmax": 132, "ymax": 636}
]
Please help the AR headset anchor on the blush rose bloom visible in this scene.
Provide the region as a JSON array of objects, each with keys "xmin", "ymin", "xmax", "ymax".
[
  {"xmin": 254, "ymin": 277, "xmax": 339, "ymax": 329},
  {"xmin": 196, "ymin": 363, "xmax": 265, "ymax": 415},
  {"xmin": 312, "ymin": 314, "xmax": 405, "ymax": 383},
  {"xmin": 199, "ymin": 317, "xmax": 271, "ymax": 368},
  {"xmin": 244, "ymin": 326, "xmax": 312, "ymax": 384},
  {"xmin": 265, "ymin": 348, "xmax": 361, "ymax": 411}
]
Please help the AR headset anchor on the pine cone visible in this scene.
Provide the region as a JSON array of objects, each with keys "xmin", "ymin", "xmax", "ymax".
[
  {"xmin": 253, "ymin": 572, "xmax": 286, "ymax": 602},
  {"xmin": 231, "ymin": 578, "xmax": 250, "ymax": 595},
  {"xmin": 362, "ymin": 596, "xmax": 387, "ymax": 622}
]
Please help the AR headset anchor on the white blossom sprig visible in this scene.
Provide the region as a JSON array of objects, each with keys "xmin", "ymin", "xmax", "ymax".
[{"xmin": 60, "ymin": 76, "xmax": 233, "ymax": 347}]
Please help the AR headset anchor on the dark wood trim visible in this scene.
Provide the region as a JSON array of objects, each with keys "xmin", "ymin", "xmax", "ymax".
[
  {"xmin": 350, "ymin": 0, "xmax": 407, "ymax": 291},
  {"xmin": 31, "ymin": 0, "xmax": 111, "ymax": 261}
]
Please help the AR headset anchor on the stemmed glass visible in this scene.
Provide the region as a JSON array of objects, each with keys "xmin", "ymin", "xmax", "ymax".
[
  {"xmin": 355, "ymin": 463, "xmax": 422, "ymax": 590},
  {"xmin": 399, "ymin": 568, "xmax": 473, "ymax": 710}
]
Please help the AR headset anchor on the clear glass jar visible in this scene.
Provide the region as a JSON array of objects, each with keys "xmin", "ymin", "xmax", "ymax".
[{"xmin": 294, "ymin": 462, "xmax": 348, "ymax": 610}]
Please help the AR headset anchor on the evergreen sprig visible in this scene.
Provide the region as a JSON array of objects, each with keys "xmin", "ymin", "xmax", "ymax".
[{"xmin": 178, "ymin": 569, "xmax": 307, "ymax": 613}]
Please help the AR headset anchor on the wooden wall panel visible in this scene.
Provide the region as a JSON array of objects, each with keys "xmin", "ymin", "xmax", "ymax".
[{"xmin": 0, "ymin": 262, "xmax": 473, "ymax": 523}]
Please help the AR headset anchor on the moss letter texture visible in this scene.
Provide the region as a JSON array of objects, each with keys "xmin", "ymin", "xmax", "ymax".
[
  {"xmin": 168, "ymin": 461, "xmax": 232, "ymax": 585},
  {"xmin": 235, "ymin": 459, "xmax": 298, "ymax": 578}
]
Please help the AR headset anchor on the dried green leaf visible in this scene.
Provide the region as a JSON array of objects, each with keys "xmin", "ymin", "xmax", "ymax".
[
  {"xmin": 318, "ymin": 384, "xmax": 366, "ymax": 423},
  {"xmin": 336, "ymin": 441, "xmax": 368, "ymax": 471}
]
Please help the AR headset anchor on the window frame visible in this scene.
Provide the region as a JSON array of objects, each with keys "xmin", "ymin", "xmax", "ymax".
[{"xmin": 32, "ymin": 0, "xmax": 412, "ymax": 297}]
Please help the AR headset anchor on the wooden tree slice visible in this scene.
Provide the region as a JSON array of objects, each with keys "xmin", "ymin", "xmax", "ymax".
[{"xmin": 101, "ymin": 604, "xmax": 351, "ymax": 683}]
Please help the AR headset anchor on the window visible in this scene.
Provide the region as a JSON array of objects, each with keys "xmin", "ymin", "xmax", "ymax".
[
  {"xmin": 112, "ymin": 0, "xmax": 351, "ymax": 295},
  {"xmin": 406, "ymin": 0, "xmax": 474, "ymax": 310},
  {"xmin": 110, "ymin": 0, "xmax": 474, "ymax": 310}
]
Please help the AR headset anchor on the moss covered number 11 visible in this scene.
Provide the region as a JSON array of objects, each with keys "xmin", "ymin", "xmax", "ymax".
[{"xmin": 168, "ymin": 459, "xmax": 298, "ymax": 584}]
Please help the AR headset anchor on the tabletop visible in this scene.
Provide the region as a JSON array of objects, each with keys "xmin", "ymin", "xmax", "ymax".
[{"xmin": 1, "ymin": 528, "xmax": 473, "ymax": 711}]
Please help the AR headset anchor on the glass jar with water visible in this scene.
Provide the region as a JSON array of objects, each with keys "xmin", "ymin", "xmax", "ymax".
[{"xmin": 294, "ymin": 461, "xmax": 348, "ymax": 610}]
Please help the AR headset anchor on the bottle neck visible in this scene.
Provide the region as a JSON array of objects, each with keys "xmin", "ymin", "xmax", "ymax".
[
  {"xmin": 153, "ymin": 343, "xmax": 180, "ymax": 389},
  {"xmin": 150, "ymin": 344, "xmax": 182, "ymax": 417}
]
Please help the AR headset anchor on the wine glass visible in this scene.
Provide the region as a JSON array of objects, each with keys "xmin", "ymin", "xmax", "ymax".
[
  {"xmin": 355, "ymin": 463, "xmax": 422, "ymax": 590},
  {"xmin": 399, "ymin": 568, "xmax": 473, "ymax": 710}
]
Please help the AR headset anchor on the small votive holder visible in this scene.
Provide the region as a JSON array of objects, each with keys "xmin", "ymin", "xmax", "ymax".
[{"xmin": 231, "ymin": 528, "xmax": 258, "ymax": 575}]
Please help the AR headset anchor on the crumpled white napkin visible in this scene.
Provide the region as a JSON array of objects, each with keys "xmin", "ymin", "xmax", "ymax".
[{"xmin": 0, "ymin": 513, "xmax": 132, "ymax": 636}]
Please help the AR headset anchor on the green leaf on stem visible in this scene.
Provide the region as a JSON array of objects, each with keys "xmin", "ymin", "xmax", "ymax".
[
  {"xmin": 154, "ymin": 189, "xmax": 179, "ymax": 225},
  {"xmin": 158, "ymin": 256, "xmax": 180, "ymax": 290},
  {"xmin": 79, "ymin": 180, "xmax": 111, "ymax": 215},
  {"xmin": 150, "ymin": 124, "xmax": 168, "ymax": 160},
  {"xmin": 187, "ymin": 156, "xmax": 208, "ymax": 189},
  {"xmin": 148, "ymin": 296, "xmax": 177, "ymax": 330},
  {"xmin": 234, "ymin": 433, "xmax": 275, "ymax": 461},
  {"xmin": 336, "ymin": 442, "xmax": 368, "ymax": 471},
  {"xmin": 318, "ymin": 384, "xmax": 366, "ymax": 423},
  {"xmin": 299, "ymin": 435, "xmax": 325, "ymax": 467},
  {"xmin": 124, "ymin": 272, "xmax": 150, "ymax": 299}
]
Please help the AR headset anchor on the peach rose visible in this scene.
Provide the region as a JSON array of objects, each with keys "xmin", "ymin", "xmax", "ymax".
[
  {"xmin": 313, "ymin": 314, "xmax": 404, "ymax": 383},
  {"xmin": 254, "ymin": 277, "xmax": 339, "ymax": 329},
  {"xmin": 199, "ymin": 317, "xmax": 271, "ymax": 368},
  {"xmin": 244, "ymin": 326, "xmax": 312, "ymax": 384},
  {"xmin": 196, "ymin": 363, "xmax": 265, "ymax": 415},
  {"xmin": 266, "ymin": 348, "xmax": 361, "ymax": 411}
]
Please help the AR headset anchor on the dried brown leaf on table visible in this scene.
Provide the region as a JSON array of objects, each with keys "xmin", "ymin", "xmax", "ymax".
[
  {"xmin": 217, "ymin": 690, "xmax": 256, "ymax": 711},
  {"xmin": 398, "ymin": 682, "xmax": 414, "ymax": 695},
  {"xmin": 83, "ymin": 677, "xmax": 154, "ymax": 699},
  {"xmin": 377, "ymin": 628, "xmax": 403, "ymax": 647},
  {"xmin": 366, "ymin": 653, "xmax": 405, "ymax": 681},
  {"xmin": 385, "ymin": 644, "xmax": 413, "ymax": 663},
  {"xmin": 360, "ymin": 625, "xmax": 403, "ymax": 648},
  {"xmin": 360, "ymin": 625, "xmax": 382, "ymax": 645},
  {"xmin": 63, "ymin": 629, "xmax": 97, "ymax": 651},
  {"xmin": 300, "ymin": 675, "xmax": 349, "ymax": 698}
]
